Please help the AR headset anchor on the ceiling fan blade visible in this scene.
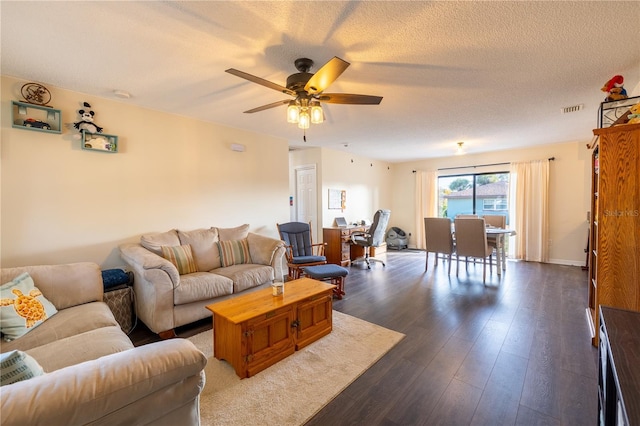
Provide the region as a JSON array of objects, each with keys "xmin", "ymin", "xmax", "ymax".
[
  {"xmin": 226, "ymin": 68, "xmax": 296, "ymax": 97},
  {"xmin": 243, "ymin": 99, "xmax": 291, "ymax": 114},
  {"xmin": 317, "ymin": 93, "xmax": 383, "ymax": 105},
  {"xmin": 304, "ymin": 57, "xmax": 350, "ymax": 94}
]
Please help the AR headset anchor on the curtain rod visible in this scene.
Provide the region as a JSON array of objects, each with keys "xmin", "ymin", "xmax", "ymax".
[{"xmin": 412, "ymin": 157, "xmax": 555, "ymax": 173}]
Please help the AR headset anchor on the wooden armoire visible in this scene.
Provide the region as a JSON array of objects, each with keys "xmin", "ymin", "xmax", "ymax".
[{"xmin": 587, "ymin": 122, "xmax": 640, "ymax": 346}]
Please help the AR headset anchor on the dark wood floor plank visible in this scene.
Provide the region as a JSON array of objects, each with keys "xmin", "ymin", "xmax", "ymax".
[
  {"xmin": 515, "ymin": 404, "xmax": 561, "ymax": 425},
  {"xmin": 471, "ymin": 351, "xmax": 528, "ymax": 425},
  {"xmin": 423, "ymin": 378, "xmax": 484, "ymax": 425}
]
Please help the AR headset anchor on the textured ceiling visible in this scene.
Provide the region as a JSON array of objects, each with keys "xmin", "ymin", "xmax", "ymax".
[{"xmin": 2, "ymin": 1, "xmax": 639, "ymax": 162}]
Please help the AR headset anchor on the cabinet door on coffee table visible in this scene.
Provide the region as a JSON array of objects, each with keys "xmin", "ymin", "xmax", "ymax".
[
  {"xmin": 295, "ymin": 293, "xmax": 333, "ymax": 350},
  {"xmin": 244, "ymin": 306, "xmax": 296, "ymax": 377}
]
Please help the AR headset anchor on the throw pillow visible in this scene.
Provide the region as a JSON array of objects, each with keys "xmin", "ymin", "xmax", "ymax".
[
  {"xmin": 217, "ymin": 239, "xmax": 252, "ymax": 267},
  {"xmin": 0, "ymin": 273, "xmax": 58, "ymax": 341},
  {"xmin": 0, "ymin": 350, "xmax": 45, "ymax": 386},
  {"xmin": 217, "ymin": 224, "xmax": 250, "ymax": 241},
  {"xmin": 177, "ymin": 228, "xmax": 220, "ymax": 272},
  {"xmin": 161, "ymin": 244, "xmax": 198, "ymax": 275},
  {"xmin": 140, "ymin": 229, "xmax": 180, "ymax": 256}
]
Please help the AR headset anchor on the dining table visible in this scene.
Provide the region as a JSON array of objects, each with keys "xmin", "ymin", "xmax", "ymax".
[{"xmin": 485, "ymin": 227, "xmax": 516, "ymax": 274}]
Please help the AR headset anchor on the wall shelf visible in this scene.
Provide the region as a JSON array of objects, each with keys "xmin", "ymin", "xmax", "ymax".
[
  {"xmin": 81, "ymin": 131, "xmax": 118, "ymax": 153},
  {"xmin": 11, "ymin": 100, "xmax": 62, "ymax": 134}
]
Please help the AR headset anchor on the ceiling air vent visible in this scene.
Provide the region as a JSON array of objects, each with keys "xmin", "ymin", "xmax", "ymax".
[{"xmin": 561, "ymin": 104, "xmax": 584, "ymax": 114}]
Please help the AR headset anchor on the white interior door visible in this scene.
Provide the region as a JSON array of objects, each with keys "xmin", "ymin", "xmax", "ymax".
[{"xmin": 295, "ymin": 165, "xmax": 318, "ymax": 235}]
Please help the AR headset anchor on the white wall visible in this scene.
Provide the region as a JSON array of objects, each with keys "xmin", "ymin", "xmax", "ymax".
[
  {"xmin": 390, "ymin": 141, "xmax": 592, "ymax": 265},
  {"xmin": 1, "ymin": 75, "xmax": 290, "ymax": 269}
]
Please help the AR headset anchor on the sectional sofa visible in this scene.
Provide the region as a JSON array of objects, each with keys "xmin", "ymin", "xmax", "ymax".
[{"xmin": 0, "ymin": 262, "xmax": 207, "ymax": 426}]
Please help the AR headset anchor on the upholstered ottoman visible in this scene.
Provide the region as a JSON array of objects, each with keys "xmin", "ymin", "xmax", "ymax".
[{"xmin": 302, "ymin": 264, "xmax": 349, "ymax": 299}]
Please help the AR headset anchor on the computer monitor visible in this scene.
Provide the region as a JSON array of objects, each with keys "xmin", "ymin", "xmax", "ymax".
[{"xmin": 335, "ymin": 217, "xmax": 348, "ymax": 227}]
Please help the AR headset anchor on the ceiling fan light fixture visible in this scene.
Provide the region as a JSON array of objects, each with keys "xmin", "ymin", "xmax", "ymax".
[
  {"xmin": 298, "ymin": 110, "xmax": 310, "ymax": 129},
  {"xmin": 287, "ymin": 101, "xmax": 299, "ymax": 123},
  {"xmin": 310, "ymin": 101, "xmax": 323, "ymax": 124}
]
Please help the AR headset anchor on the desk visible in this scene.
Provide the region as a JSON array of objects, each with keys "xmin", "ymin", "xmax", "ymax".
[{"xmin": 323, "ymin": 226, "xmax": 365, "ymax": 266}]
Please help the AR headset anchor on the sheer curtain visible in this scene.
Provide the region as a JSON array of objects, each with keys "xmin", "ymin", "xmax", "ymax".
[
  {"xmin": 415, "ymin": 170, "xmax": 438, "ymax": 249},
  {"xmin": 509, "ymin": 160, "xmax": 549, "ymax": 262}
]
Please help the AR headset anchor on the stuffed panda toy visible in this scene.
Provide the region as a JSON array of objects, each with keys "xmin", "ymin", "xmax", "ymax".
[{"xmin": 73, "ymin": 102, "xmax": 103, "ymax": 134}]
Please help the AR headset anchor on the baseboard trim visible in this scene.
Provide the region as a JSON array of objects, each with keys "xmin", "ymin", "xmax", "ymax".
[{"xmin": 548, "ymin": 258, "xmax": 585, "ymax": 267}]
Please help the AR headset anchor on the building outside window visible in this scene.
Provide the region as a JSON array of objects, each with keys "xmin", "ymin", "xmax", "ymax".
[{"xmin": 438, "ymin": 172, "xmax": 509, "ymax": 223}]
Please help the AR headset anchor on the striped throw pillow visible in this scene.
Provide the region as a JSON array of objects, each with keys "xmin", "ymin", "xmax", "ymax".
[
  {"xmin": 161, "ymin": 244, "xmax": 198, "ymax": 275},
  {"xmin": 1, "ymin": 350, "xmax": 45, "ymax": 386},
  {"xmin": 217, "ymin": 239, "xmax": 252, "ymax": 267}
]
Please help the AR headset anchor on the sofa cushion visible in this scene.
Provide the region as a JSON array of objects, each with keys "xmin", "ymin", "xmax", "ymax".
[
  {"xmin": 140, "ymin": 230, "xmax": 180, "ymax": 256},
  {"xmin": 214, "ymin": 264, "xmax": 274, "ymax": 293},
  {"xmin": 25, "ymin": 326, "xmax": 134, "ymax": 372},
  {"xmin": 0, "ymin": 301, "xmax": 119, "ymax": 353},
  {"xmin": 161, "ymin": 245, "xmax": 198, "ymax": 275},
  {"xmin": 1, "ymin": 273, "xmax": 58, "ymax": 341},
  {"xmin": 217, "ymin": 224, "xmax": 250, "ymax": 241},
  {"xmin": 173, "ymin": 272, "xmax": 233, "ymax": 305},
  {"xmin": 0, "ymin": 350, "xmax": 45, "ymax": 386},
  {"xmin": 1, "ymin": 263, "xmax": 102, "ymax": 311},
  {"xmin": 217, "ymin": 239, "xmax": 252, "ymax": 267},
  {"xmin": 177, "ymin": 228, "xmax": 221, "ymax": 272}
]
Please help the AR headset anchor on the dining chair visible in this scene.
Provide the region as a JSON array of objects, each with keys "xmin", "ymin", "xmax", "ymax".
[
  {"xmin": 277, "ymin": 221, "xmax": 327, "ymax": 279},
  {"xmin": 483, "ymin": 214, "xmax": 507, "ymax": 264},
  {"xmin": 454, "ymin": 217, "xmax": 493, "ymax": 284},
  {"xmin": 424, "ymin": 217, "xmax": 454, "ymax": 274},
  {"xmin": 456, "ymin": 214, "xmax": 478, "ymax": 219}
]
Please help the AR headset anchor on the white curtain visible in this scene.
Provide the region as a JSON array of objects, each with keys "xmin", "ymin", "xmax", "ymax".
[
  {"xmin": 415, "ymin": 170, "xmax": 438, "ymax": 249},
  {"xmin": 510, "ymin": 160, "xmax": 549, "ymax": 262}
]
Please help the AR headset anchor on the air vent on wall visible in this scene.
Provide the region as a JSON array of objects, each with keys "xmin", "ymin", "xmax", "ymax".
[{"xmin": 561, "ymin": 104, "xmax": 584, "ymax": 114}]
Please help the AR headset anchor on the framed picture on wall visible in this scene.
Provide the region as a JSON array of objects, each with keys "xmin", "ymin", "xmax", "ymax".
[{"xmin": 328, "ymin": 189, "xmax": 346, "ymax": 210}]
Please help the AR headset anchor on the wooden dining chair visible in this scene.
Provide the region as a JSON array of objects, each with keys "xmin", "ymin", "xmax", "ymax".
[
  {"xmin": 424, "ymin": 217, "xmax": 454, "ymax": 274},
  {"xmin": 454, "ymin": 217, "xmax": 493, "ymax": 284}
]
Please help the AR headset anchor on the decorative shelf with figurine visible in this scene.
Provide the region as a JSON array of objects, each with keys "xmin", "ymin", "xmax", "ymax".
[
  {"xmin": 11, "ymin": 101, "xmax": 62, "ymax": 134},
  {"xmin": 73, "ymin": 101, "xmax": 118, "ymax": 153},
  {"xmin": 81, "ymin": 131, "xmax": 118, "ymax": 153},
  {"xmin": 598, "ymin": 75, "xmax": 639, "ymax": 128}
]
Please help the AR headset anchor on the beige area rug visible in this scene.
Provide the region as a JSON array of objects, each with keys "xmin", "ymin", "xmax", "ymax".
[{"xmin": 188, "ymin": 310, "xmax": 404, "ymax": 426}]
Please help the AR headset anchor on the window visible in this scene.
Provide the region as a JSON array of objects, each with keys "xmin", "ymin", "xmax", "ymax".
[
  {"xmin": 483, "ymin": 198, "xmax": 508, "ymax": 211},
  {"xmin": 438, "ymin": 172, "xmax": 510, "ymax": 223}
]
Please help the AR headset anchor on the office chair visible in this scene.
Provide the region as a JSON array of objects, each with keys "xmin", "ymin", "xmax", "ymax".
[
  {"xmin": 351, "ymin": 209, "xmax": 391, "ymax": 269},
  {"xmin": 277, "ymin": 221, "xmax": 327, "ymax": 279}
]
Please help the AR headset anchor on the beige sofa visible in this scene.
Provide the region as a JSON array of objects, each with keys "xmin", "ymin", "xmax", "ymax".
[
  {"xmin": 0, "ymin": 262, "xmax": 207, "ymax": 426},
  {"xmin": 120, "ymin": 225, "xmax": 286, "ymax": 338}
]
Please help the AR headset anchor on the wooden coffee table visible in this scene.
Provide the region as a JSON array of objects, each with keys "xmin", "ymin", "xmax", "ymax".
[{"xmin": 206, "ymin": 278, "xmax": 336, "ymax": 378}]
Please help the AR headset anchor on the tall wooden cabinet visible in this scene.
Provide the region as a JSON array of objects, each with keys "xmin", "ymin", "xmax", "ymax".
[{"xmin": 587, "ymin": 123, "xmax": 640, "ymax": 346}]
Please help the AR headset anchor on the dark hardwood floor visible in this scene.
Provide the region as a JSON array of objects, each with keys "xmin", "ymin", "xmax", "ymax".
[{"xmin": 130, "ymin": 250, "xmax": 598, "ymax": 425}]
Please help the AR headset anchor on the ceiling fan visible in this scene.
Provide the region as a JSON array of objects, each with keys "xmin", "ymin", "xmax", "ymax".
[{"xmin": 225, "ymin": 56, "xmax": 382, "ymax": 129}]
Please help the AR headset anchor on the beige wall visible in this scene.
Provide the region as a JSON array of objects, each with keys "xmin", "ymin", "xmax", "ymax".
[
  {"xmin": 2, "ymin": 73, "xmax": 594, "ymax": 269},
  {"xmin": 288, "ymin": 148, "xmax": 393, "ymax": 241},
  {"xmin": 390, "ymin": 141, "xmax": 592, "ymax": 265},
  {"xmin": 1, "ymin": 76, "xmax": 290, "ymax": 269}
]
